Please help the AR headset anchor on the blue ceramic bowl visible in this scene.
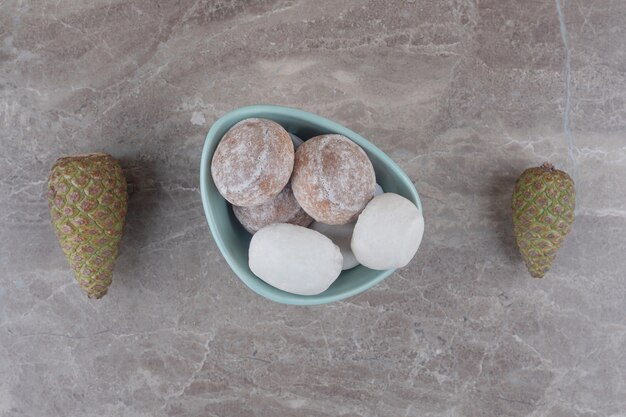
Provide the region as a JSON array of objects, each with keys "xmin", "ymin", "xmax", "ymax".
[{"xmin": 200, "ymin": 105, "xmax": 422, "ymax": 305}]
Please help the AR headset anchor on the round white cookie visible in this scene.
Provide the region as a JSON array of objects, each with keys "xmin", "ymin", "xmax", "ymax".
[
  {"xmin": 249, "ymin": 223, "xmax": 343, "ymax": 295},
  {"xmin": 351, "ymin": 193, "xmax": 424, "ymax": 270},
  {"xmin": 310, "ymin": 221, "xmax": 359, "ymax": 270},
  {"xmin": 289, "ymin": 133, "xmax": 304, "ymax": 149}
]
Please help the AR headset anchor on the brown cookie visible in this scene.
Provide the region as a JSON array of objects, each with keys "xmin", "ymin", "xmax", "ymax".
[
  {"xmin": 233, "ymin": 183, "xmax": 313, "ymax": 234},
  {"xmin": 211, "ymin": 118, "xmax": 294, "ymax": 207},
  {"xmin": 291, "ymin": 134, "xmax": 376, "ymax": 225}
]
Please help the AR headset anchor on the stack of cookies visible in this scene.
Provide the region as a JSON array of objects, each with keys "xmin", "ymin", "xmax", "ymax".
[{"xmin": 211, "ymin": 118, "xmax": 424, "ymax": 295}]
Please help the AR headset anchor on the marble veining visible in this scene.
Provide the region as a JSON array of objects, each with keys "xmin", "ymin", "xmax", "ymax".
[{"xmin": 1, "ymin": 0, "xmax": 625, "ymax": 416}]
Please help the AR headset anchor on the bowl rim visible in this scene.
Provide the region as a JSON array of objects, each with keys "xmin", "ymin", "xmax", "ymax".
[{"xmin": 200, "ymin": 104, "xmax": 422, "ymax": 305}]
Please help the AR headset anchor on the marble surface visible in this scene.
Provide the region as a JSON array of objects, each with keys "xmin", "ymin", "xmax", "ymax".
[{"xmin": 1, "ymin": 0, "xmax": 625, "ymax": 416}]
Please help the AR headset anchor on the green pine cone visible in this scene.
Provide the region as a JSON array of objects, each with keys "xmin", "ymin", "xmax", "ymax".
[
  {"xmin": 512, "ymin": 163, "xmax": 575, "ymax": 278},
  {"xmin": 48, "ymin": 153, "xmax": 128, "ymax": 298}
]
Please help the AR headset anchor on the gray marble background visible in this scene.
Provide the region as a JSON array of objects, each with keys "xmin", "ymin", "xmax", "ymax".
[{"xmin": 1, "ymin": 0, "xmax": 625, "ymax": 416}]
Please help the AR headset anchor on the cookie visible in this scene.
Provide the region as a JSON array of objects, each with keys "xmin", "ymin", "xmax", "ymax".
[
  {"xmin": 291, "ymin": 134, "xmax": 375, "ymax": 225},
  {"xmin": 233, "ymin": 183, "xmax": 313, "ymax": 234},
  {"xmin": 289, "ymin": 133, "xmax": 304, "ymax": 149},
  {"xmin": 211, "ymin": 118, "xmax": 294, "ymax": 207},
  {"xmin": 351, "ymin": 193, "xmax": 424, "ymax": 270},
  {"xmin": 310, "ymin": 221, "xmax": 359, "ymax": 270},
  {"xmin": 249, "ymin": 223, "xmax": 343, "ymax": 295}
]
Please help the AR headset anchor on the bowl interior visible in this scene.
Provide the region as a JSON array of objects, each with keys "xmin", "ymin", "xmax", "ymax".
[{"xmin": 200, "ymin": 105, "xmax": 422, "ymax": 305}]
